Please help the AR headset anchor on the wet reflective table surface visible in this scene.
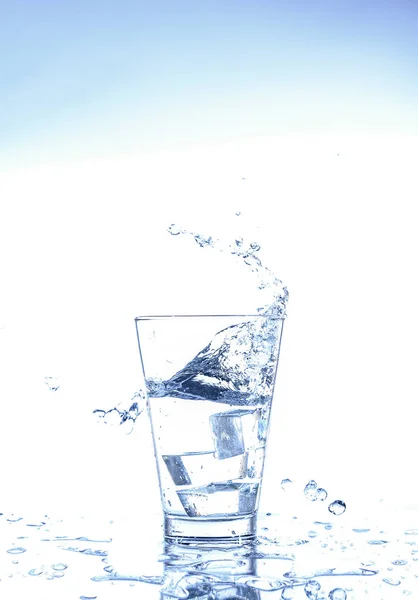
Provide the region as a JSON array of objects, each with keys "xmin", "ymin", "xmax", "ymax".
[{"xmin": 1, "ymin": 500, "xmax": 417, "ymax": 599}]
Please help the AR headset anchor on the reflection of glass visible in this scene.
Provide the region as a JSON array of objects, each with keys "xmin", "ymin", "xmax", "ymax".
[
  {"xmin": 160, "ymin": 539, "xmax": 260, "ymax": 599},
  {"xmin": 136, "ymin": 315, "xmax": 284, "ymax": 542}
]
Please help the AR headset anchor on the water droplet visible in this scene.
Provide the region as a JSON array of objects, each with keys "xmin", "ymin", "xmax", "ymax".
[
  {"xmin": 392, "ymin": 559, "xmax": 407, "ymax": 566},
  {"xmin": 51, "ymin": 563, "xmax": 68, "ymax": 571},
  {"xmin": 6, "ymin": 514, "xmax": 23, "ymax": 522},
  {"xmin": 328, "ymin": 589, "xmax": 347, "ymax": 600},
  {"xmin": 6, "ymin": 547, "xmax": 26, "ymax": 554},
  {"xmin": 80, "ymin": 597, "xmax": 98, "ymax": 600},
  {"xmin": 304, "ymin": 579, "xmax": 321, "ymax": 598},
  {"xmin": 383, "ymin": 577, "xmax": 401, "ymax": 586},
  {"xmin": 316, "ymin": 488, "xmax": 328, "ymax": 501},
  {"xmin": 249, "ymin": 242, "xmax": 261, "ymax": 252},
  {"xmin": 44, "ymin": 376, "xmax": 60, "ymax": 391},
  {"xmin": 281, "ymin": 478, "xmax": 293, "ymax": 490},
  {"xmin": 28, "ymin": 568, "xmax": 43, "ymax": 576},
  {"xmin": 194, "ymin": 234, "xmax": 212, "ymax": 248},
  {"xmin": 304, "ymin": 480, "xmax": 318, "ymax": 501},
  {"xmin": 168, "ymin": 224, "xmax": 181, "ymax": 236},
  {"xmin": 12, "ymin": 560, "xmax": 19, "ymax": 565},
  {"xmin": 328, "ymin": 500, "xmax": 346, "ymax": 515},
  {"xmin": 367, "ymin": 539, "xmax": 388, "ymax": 545},
  {"xmin": 235, "ymin": 211, "xmax": 242, "ymax": 216},
  {"xmin": 282, "ymin": 587, "xmax": 294, "ymax": 599}
]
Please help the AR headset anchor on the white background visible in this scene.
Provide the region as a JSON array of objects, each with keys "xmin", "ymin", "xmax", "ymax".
[{"xmin": 1, "ymin": 133, "xmax": 417, "ymax": 521}]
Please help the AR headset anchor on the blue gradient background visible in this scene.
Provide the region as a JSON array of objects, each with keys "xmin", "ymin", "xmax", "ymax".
[
  {"xmin": 1, "ymin": 1, "xmax": 418, "ymax": 519},
  {"xmin": 1, "ymin": 0, "xmax": 417, "ymax": 167}
]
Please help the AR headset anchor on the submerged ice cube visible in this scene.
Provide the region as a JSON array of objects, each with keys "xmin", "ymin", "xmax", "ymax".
[
  {"xmin": 163, "ymin": 451, "xmax": 248, "ymax": 487},
  {"xmin": 210, "ymin": 408, "xmax": 260, "ymax": 459},
  {"xmin": 177, "ymin": 482, "xmax": 259, "ymax": 517},
  {"xmin": 163, "ymin": 455, "xmax": 192, "ymax": 486},
  {"xmin": 247, "ymin": 447, "xmax": 265, "ymax": 479}
]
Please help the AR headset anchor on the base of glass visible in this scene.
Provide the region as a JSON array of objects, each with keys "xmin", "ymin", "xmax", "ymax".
[{"xmin": 164, "ymin": 514, "xmax": 256, "ymax": 544}]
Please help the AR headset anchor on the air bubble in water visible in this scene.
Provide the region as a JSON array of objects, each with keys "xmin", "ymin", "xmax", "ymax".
[
  {"xmin": 317, "ymin": 488, "xmax": 328, "ymax": 501},
  {"xmin": 328, "ymin": 500, "xmax": 346, "ymax": 516},
  {"xmin": 168, "ymin": 224, "xmax": 182, "ymax": 236},
  {"xmin": 282, "ymin": 587, "xmax": 294, "ymax": 599},
  {"xmin": 304, "ymin": 579, "xmax": 321, "ymax": 598},
  {"xmin": 304, "ymin": 480, "xmax": 318, "ymax": 501},
  {"xmin": 328, "ymin": 589, "xmax": 347, "ymax": 600},
  {"xmin": 44, "ymin": 376, "xmax": 60, "ymax": 391}
]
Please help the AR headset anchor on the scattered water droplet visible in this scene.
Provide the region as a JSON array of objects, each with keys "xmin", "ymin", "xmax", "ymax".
[
  {"xmin": 392, "ymin": 559, "xmax": 407, "ymax": 566},
  {"xmin": 249, "ymin": 242, "xmax": 261, "ymax": 252},
  {"xmin": 235, "ymin": 211, "xmax": 242, "ymax": 216},
  {"xmin": 281, "ymin": 478, "xmax": 293, "ymax": 490},
  {"xmin": 317, "ymin": 488, "xmax": 328, "ymax": 501},
  {"xmin": 328, "ymin": 500, "xmax": 346, "ymax": 515},
  {"xmin": 52, "ymin": 563, "xmax": 68, "ymax": 571},
  {"xmin": 11, "ymin": 560, "xmax": 19, "ymax": 564},
  {"xmin": 6, "ymin": 547, "xmax": 26, "ymax": 554},
  {"xmin": 80, "ymin": 597, "xmax": 98, "ymax": 600},
  {"xmin": 304, "ymin": 480, "xmax": 318, "ymax": 501},
  {"xmin": 51, "ymin": 571, "xmax": 65, "ymax": 578},
  {"xmin": 328, "ymin": 589, "xmax": 347, "ymax": 600},
  {"xmin": 44, "ymin": 376, "xmax": 60, "ymax": 391},
  {"xmin": 282, "ymin": 587, "xmax": 294, "ymax": 599},
  {"xmin": 28, "ymin": 568, "xmax": 43, "ymax": 576},
  {"xmin": 168, "ymin": 224, "xmax": 181, "ymax": 236},
  {"xmin": 304, "ymin": 579, "xmax": 321, "ymax": 598},
  {"xmin": 194, "ymin": 234, "xmax": 213, "ymax": 248},
  {"xmin": 6, "ymin": 515, "xmax": 23, "ymax": 522},
  {"xmin": 383, "ymin": 577, "xmax": 401, "ymax": 586}
]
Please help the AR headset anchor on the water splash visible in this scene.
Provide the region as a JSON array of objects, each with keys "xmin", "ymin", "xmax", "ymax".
[
  {"xmin": 44, "ymin": 376, "xmax": 60, "ymax": 391},
  {"xmin": 93, "ymin": 390, "xmax": 146, "ymax": 434},
  {"xmin": 167, "ymin": 220, "xmax": 288, "ymax": 318}
]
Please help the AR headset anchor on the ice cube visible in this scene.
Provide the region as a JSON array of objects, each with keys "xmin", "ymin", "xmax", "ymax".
[
  {"xmin": 177, "ymin": 482, "xmax": 259, "ymax": 517},
  {"xmin": 210, "ymin": 408, "xmax": 260, "ymax": 459},
  {"xmin": 247, "ymin": 447, "xmax": 265, "ymax": 479},
  {"xmin": 162, "ymin": 455, "xmax": 192, "ymax": 486},
  {"xmin": 238, "ymin": 483, "xmax": 259, "ymax": 513},
  {"xmin": 215, "ymin": 584, "xmax": 260, "ymax": 599},
  {"xmin": 163, "ymin": 451, "xmax": 248, "ymax": 487}
]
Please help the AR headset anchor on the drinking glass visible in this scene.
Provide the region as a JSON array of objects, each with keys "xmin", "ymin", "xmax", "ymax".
[{"xmin": 135, "ymin": 314, "xmax": 284, "ymax": 542}]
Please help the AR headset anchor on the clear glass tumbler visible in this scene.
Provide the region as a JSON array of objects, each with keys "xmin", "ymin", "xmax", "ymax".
[{"xmin": 135, "ymin": 314, "xmax": 284, "ymax": 542}]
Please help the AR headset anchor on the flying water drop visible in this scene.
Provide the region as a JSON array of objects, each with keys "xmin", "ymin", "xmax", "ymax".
[
  {"xmin": 328, "ymin": 500, "xmax": 347, "ymax": 516},
  {"xmin": 328, "ymin": 589, "xmax": 347, "ymax": 600},
  {"xmin": 304, "ymin": 480, "xmax": 318, "ymax": 501},
  {"xmin": 304, "ymin": 579, "xmax": 321, "ymax": 598}
]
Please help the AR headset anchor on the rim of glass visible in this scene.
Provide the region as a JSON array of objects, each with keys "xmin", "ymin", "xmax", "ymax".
[{"xmin": 135, "ymin": 314, "xmax": 284, "ymax": 320}]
